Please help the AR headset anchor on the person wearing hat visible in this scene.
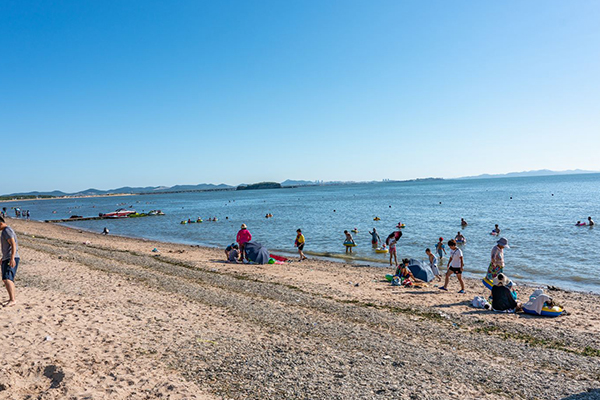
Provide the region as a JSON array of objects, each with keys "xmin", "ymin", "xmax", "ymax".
[
  {"xmin": 295, "ymin": 229, "xmax": 307, "ymax": 261},
  {"xmin": 236, "ymin": 224, "xmax": 252, "ymax": 262},
  {"xmin": 486, "ymin": 237, "xmax": 510, "ymax": 286},
  {"xmin": 491, "ymin": 273, "xmax": 521, "ymax": 312}
]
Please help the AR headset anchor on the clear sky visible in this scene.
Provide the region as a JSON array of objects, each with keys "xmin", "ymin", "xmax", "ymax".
[{"xmin": 1, "ymin": 1, "xmax": 599, "ymax": 194}]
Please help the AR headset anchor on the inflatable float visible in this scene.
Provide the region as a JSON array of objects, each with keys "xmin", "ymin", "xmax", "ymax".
[
  {"xmin": 351, "ymin": 229, "xmax": 359, "ymax": 233},
  {"xmin": 180, "ymin": 221, "xmax": 188, "ymax": 224},
  {"xmin": 375, "ymin": 247, "xmax": 388, "ymax": 254},
  {"xmin": 344, "ymin": 241, "xmax": 357, "ymax": 247},
  {"xmin": 576, "ymin": 222, "xmax": 587, "ymax": 226},
  {"xmin": 456, "ymin": 239, "xmax": 465, "ymax": 244},
  {"xmin": 490, "ymin": 231, "xmax": 498, "ymax": 236},
  {"xmin": 523, "ymin": 305, "xmax": 564, "ymax": 317},
  {"xmin": 482, "ymin": 277, "xmax": 494, "ymax": 290},
  {"xmin": 373, "ymin": 217, "xmax": 381, "ymax": 221}
]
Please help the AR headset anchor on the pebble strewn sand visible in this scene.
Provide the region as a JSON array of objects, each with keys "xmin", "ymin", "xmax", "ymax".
[{"xmin": 1, "ymin": 218, "xmax": 599, "ymax": 399}]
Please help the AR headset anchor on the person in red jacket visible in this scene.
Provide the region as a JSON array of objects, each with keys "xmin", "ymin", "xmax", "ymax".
[{"xmin": 236, "ymin": 224, "xmax": 252, "ymax": 262}]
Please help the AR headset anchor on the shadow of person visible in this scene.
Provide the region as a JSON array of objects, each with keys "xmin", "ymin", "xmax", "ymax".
[{"xmin": 561, "ymin": 389, "xmax": 600, "ymax": 399}]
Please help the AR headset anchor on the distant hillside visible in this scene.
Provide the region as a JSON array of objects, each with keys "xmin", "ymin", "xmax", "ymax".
[
  {"xmin": 237, "ymin": 182, "xmax": 282, "ymax": 190},
  {"xmin": 3, "ymin": 183, "xmax": 234, "ymax": 198},
  {"xmin": 459, "ymin": 169, "xmax": 598, "ymax": 180}
]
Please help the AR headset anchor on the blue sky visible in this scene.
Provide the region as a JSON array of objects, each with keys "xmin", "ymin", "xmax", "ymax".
[{"xmin": 1, "ymin": 1, "xmax": 599, "ymax": 194}]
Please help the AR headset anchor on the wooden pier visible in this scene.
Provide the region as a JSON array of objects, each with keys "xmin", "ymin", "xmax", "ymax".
[{"xmin": 45, "ymin": 216, "xmax": 114, "ymax": 223}]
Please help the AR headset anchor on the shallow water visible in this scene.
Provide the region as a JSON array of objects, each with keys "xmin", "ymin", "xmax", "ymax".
[{"xmin": 4, "ymin": 173, "xmax": 599, "ymax": 292}]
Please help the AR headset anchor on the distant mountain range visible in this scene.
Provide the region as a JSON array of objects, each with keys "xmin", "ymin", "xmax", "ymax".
[
  {"xmin": 3, "ymin": 170, "xmax": 598, "ymax": 198},
  {"xmin": 459, "ymin": 169, "xmax": 598, "ymax": 180},
  {"xmin": 3, "ymin": 183, "xmax": 233, "ymax": 198}
]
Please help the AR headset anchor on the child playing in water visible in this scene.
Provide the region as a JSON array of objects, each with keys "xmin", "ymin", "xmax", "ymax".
[
  {"xmin": 425, "ymin": 248, "xmax": 441, "ymax": 281},
  {"xmin": 435, "ymin": 237, "xmax": 446, "ymax": 260},
  {"xmin": 344, "ymin": 230, "xmax": 355, "ymax": 254},
  {"xmin": 439, "ymin": 239, "xmax": 465, "ymax": 293}
]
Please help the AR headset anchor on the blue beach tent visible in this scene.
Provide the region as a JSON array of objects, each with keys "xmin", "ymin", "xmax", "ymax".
[
  {"xmin": 407, "ymin": 259, "xmax": 434, "ymax": 282},
  {"xmin": 243, "ymin": 242, "xmax": 271, "ymax": 264}
]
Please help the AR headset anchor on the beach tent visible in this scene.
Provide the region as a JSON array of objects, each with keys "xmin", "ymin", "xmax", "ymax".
[
  {"xmin": 407, "ymin": 258, "xmax": 434, "ymax": 282},
  {"xmin": 244, "ymin": 242, "xmax": 271, "ymax": 264}
]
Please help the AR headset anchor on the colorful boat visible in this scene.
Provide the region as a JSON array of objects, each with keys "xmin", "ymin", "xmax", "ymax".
[{"xmin": 102, "ymin": 208, "xmax": 136, "ymax": 218}]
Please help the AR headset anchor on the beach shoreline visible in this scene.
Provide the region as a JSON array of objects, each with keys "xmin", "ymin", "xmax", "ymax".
[
  {"xmin": 2, "ymin": 218, "xmax": 599, "ymax": 399},
  {"xmin": 23, "ymin": 216, "xmax": 600, "ymax": 296}
]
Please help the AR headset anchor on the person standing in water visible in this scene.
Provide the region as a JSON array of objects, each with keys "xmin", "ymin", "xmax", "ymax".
[
  {"xmin": 435, "ymin": 237, "xmax": 446, "ymax": 260},
  {"xmin": 369, "ymin": 228, "xmax": 381, "ymax": 248},
  {"xmin": 344, "ymin": 230, "xmax": 355, "ymax": 254},
  {"xmin": 588, "ymin": 217, "xmax": 595, "ymax": 226},
  {"xmin": 295, "ymin": 229, "xmax": 307, "ymax": 261},
  {"xmin": 461, "ymin": 218, "xmax": 468, "ymax": 227}
]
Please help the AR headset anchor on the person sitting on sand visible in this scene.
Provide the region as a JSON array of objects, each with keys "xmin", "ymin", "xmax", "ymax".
[
  {"xmin": 461, "ymin": 218, "xmax": 468, "ymax": 227},
  {"xmin": 395, "ymin": 259, "xmax": 419, "ymax": 287},
  {"xmin": 344, "ymin": 230, "xmax": 355, "ymax": 254},
  {"xmin": 588, "ymin": 217, "xmax": 595, "ymax": 226},
  {"xmin": 491, "ymin": 273, "xmax": 521, "ymax": 312},
  {"xmin": 227, "ymin": 244, "xmax": 240, "ymax": 263},
  {"xmin": 225, "ymin": 243, "xmax": 237, "ymax": 259},
  {"xmin": 455, "ymin": 231, "xmax": 466, "ymax": 244}
]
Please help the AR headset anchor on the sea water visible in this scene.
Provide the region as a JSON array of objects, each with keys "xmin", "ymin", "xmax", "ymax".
[{"xmin": 4, "ymin": 173, "xmax": 599, "ymax": 292}]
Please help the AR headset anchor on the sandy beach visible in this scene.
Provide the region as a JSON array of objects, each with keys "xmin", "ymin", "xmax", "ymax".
[{"xmin": 1, "ymin": 218, "xmax": 599, "ymax": 399}]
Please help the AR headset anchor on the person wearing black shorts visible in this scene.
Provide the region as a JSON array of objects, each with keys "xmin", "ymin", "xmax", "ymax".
[
  {"xmin": 439, "ymin": 239, "xmax": 465, "ymax": 293},
  {"xmin": 295, "ymin": 229, "xmax": 307, "ymax": 261}
]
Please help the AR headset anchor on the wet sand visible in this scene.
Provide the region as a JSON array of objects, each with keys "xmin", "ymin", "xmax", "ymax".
[{"xmin": 1, "ymin": 218, "xmax": 599, "ymax": 399}]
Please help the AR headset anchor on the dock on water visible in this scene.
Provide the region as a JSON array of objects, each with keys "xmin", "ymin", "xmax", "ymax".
[{"xmin": 45, "ymin": 216, "xmax": 114, "ymax": 223}]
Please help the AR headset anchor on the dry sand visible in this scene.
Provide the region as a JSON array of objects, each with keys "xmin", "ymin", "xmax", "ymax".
[{"xmin": 1, "ymin": 218, "xmax": 599, "ymax": 399}]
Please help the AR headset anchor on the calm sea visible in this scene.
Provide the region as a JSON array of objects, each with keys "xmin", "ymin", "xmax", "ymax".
[{"xmin": 4, "ymin": 174, "xmax": 600, "ymax": 292}]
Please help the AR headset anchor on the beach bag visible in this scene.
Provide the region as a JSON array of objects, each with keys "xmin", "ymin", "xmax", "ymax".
[{"xmin": 391, "ymin": 276, "xmax": 401, "ymax": 286}]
